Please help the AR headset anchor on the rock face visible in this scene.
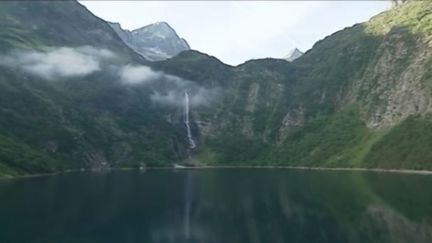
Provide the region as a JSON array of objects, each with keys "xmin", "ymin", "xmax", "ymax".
[
  {"xmin": 283, "ymin": 48, "xmax": 304, "ymax": 62},
  {"xmin": 109, "ymin": 22, "xmax": 190, "ymax": 61}
]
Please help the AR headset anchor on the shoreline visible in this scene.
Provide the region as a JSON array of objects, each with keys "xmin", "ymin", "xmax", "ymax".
[
  {"xmin": 189, "ymin": 165, "xmax": 432, "ymax": 175},
  {"xmin": 1, "ymin": 165, "xmax": 432, "ymax": 180}
]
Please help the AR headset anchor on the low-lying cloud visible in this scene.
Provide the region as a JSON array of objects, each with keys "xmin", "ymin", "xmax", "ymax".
[
  {"xmin": 150, "ymin": 84, "xmax": 220, "ymax": 108},
  {"xmin": 1, "ymin": 45, "xmax": 221, "ymax": 108},
  {"xmin": 119, "ymin": 65, "xmax": 162, "ymax": 84},
  {"xmin": 118, "ymin": 64, "xmax": 221, "ymax": 108},
  {"xmin": 0, "ymin": 46, "xmax": 115, "ymax": 80}
]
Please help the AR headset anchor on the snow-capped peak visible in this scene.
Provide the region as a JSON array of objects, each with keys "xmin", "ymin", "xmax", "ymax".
[
  {"xmin": 284, "ymin": 48, "xmax": 304, "ymax": 62},
  {"xmin": 109, "ymin": 21, "xmax": 190, "ymax": 61}
]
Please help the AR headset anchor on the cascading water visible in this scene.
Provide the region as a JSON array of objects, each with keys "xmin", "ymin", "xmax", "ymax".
[{"xmin": 184, "ymin": 92, "xmax": 196, "ymax": 149}]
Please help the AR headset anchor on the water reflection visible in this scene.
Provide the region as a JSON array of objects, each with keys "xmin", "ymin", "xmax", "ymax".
[
  {"xmin": 149, "ymin": 172, "xmax": 200, "ymax": 242},
  {"xmin": 184, "ymin": 173, "xmax": 192, "ymax": 239},
  {"xmin": 0, "ymin": 169, "xmax": 431, "ymax": 243}
]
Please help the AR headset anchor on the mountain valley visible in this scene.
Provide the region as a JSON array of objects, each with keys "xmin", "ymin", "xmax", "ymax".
[{"xmin": 0, "ymin": 1, "xmax": 432, "ymax": 176}]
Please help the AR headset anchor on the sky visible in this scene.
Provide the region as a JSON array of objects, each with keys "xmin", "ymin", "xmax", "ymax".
[{"xmin": 80, "ymin": 1, "xmax": 391, "ymax": 66}]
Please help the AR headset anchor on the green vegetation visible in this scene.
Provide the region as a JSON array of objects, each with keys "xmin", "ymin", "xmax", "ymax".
[
  {"xmin": 365, "ymin": 115, "xmax": 432, "ymax": 169},
  {"xmin": 366, "ymin": 1, "xmax": 432, "ymax": 38},
  {"xmin": 0, "ymin": 1, "xmax": 179, "ymax": 176},
  {"xmin": 206, "ymin": 135, "xmax": 271, "ymax": 165},
  {"xmin": 0, "ymin": 135, "xmax": 62, "ymax": 176},
  {"xmin": 2, "ymin": 1, "xmax": 432, "ymax": 176},
  {"xmin": 271, "ymin": 107, "xmax": 368, "ymax": 166}
]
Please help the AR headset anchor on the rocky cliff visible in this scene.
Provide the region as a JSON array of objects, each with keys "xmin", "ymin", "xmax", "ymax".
[{"xmin": 109, "ymin": 21, "xmax": 190, "ymax": 61}]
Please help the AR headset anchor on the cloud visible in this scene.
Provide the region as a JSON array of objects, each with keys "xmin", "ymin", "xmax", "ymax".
[
  {"xmin": 150, "ymin": 86, "xmax": 220, "ymax": 108},
  {"xmin": 119, "ymin": 65, "xmax": 162, "ymax": 84},
  {"xmin": 150, "ymin": 90, "xmax": 179, "ymax": 106},
  {"xmin": 189, "ymin": 87, "xmax": 220, "ymax": 107},
  {"xmin": 117, "ymin": 63, "xmax": 218, "ymax": 107},
  {"xmin": 0, "ymin": 45, "xmax": 220, "ymax": 109},
  {"xmin": 0, "ymin": 46, "xmax": 115, "ymax": 79}
]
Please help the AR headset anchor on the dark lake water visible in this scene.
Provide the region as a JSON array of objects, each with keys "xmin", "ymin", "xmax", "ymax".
[{"xmin": 0, "ymin": 169, "xmax": 432, "ymax": 243}]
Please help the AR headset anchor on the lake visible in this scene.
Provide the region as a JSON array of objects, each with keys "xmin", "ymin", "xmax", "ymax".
[{"xmin": 0, "ymin": 168, "xmax": 431, "ymax": 243}]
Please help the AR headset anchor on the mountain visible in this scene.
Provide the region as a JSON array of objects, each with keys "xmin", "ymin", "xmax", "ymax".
[
  {"xmin": 283, "ymin": 48, "xmax": 304, "ymax": 62},
  {"xmin": 0, "ymin": 1, "xmax": 179, "ymax": 176},
  {"xmin": 0, "ymin": 1, "xmax": 432, "ymax": 177},
  {"xmin": 109, "ymin": 21, "xmax": 190, "ymax": 61},
  {"xmin": 151, "ymin": 1, "xmax": 432, "ymax": 170}
]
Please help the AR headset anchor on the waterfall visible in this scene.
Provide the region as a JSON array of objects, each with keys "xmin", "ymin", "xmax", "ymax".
[{"xmin": 184, "ymin": 92, "xmax": 196, "ymax": 149}]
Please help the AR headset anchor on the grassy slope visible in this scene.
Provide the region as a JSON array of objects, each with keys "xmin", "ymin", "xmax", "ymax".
[{"xmin": 365, "ymin": 115, "xmax": 432, "ymax": 170}]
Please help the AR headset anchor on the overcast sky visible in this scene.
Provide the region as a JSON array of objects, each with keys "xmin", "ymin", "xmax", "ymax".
[{"xmin": 80, "ymin": 1, "xmax": 391, "ymax": 65}]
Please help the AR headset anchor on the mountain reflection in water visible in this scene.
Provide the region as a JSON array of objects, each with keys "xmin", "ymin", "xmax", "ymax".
[{"xmin": 0, "ymin": 169, "xmax": 431, "ymax": 243}]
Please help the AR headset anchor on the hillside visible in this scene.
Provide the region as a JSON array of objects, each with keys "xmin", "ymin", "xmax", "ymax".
[
  {"xmin": 153, "ymin": 1, "xmax": 432, "ymax": 169},
  {"xmin": 1, "ymin": 1, "xmax": 432, "ymax": 176},
  {"xmin": 0, "ymin": 1, "xmax": 182, "ymax": 176}
]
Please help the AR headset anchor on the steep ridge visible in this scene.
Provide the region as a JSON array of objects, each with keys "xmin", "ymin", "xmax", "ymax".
[{"xmin": 273, "ymin": 1, "xmax": 432, "ymax": 169}]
